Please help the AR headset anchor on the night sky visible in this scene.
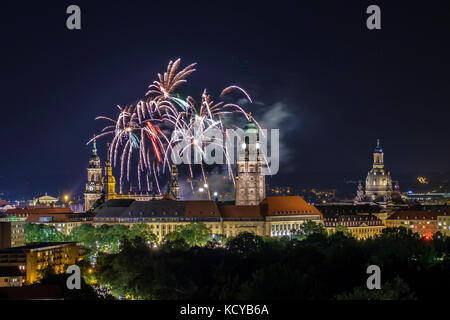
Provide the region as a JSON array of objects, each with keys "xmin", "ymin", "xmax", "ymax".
[{"xmin": 1, "ymin": 0, "xmax": 449, "ymax": 200}]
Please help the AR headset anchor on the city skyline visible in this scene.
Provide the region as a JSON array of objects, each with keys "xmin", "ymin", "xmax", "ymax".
[{"xmin": 1, "ymin": 1, "xmax": 449, "ymax": 200}]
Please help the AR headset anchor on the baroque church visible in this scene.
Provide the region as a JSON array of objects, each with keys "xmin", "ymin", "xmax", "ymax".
[
  {"xmin": 84, "ymin": 139, "xmax": 178, "ymax": 211},
  {"xmin": 355, "ymin": 140, "xmax": 400, "ymax": 204}
]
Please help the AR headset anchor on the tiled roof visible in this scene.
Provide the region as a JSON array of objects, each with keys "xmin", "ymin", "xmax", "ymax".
[
  {"xmin": 387, "ymin": 210, "xmax": 440, "ymax": 220},
  {"xmin": 219, "ymin": 205, "xmax": 262, "ymax": 219},
  {"xmin": 5, "ymin": 208, "xmax": 73, "ymax": 215},
  {"xmin": 93, "ymin": 196, "xmax": 323, "ymax": 221},
  {"xmin": 261, "ymin": 196, "xmax": 323, "ymax": 218}
]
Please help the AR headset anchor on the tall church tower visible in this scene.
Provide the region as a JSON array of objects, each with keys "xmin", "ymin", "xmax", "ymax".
[
  {"xmin": 365, "ymin": 139, "xmax": 392, "ymax": 201},
  {"xmin": 235, "ymin": 115, "xmax": 266, "ymax": 205},
  {"xmin": 166, "ymin": 164, "xmax": 180, "ymax": 200},
  {"xmin": 84, "ymin": 139, "xmax": 104, "ymax": 211},
  {"xmin": 103, "ymin": 142, "xmax": 117, "ymax": 201}
]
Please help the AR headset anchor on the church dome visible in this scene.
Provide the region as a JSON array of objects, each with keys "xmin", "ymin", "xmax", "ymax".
[{"xmin": 365, "ymin": 139, "xmax": 393, "ymax": 202}]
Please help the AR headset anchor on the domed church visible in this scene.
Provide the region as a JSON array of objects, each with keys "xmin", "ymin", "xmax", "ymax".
[{"xmin": 355, "ymin": 140, "xmax": 397, "ymax": 204}]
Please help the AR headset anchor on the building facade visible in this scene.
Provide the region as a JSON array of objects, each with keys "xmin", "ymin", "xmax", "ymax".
[
  {"xmin": 386, "ymin": 211, "xmax": 439, "ymax": 238},
  {"xmin": 84, "ymin": 141, "xmax": 164, "ymax": 212},
  {"xmin": 324, "ymin": 214, "xmax": 385, "ymax": 240},
  {"xmin": 0, "ymin": 242, "xmax": 84, "ymax": 284},
  {"xmin": 93, "ymin": 196, "xmax": 323, "ymax": 242},
  {"xmin": 84, "ymin": 139, "xmax": 104, "ymax": 211},
  {"xmin": 0, "ymin": 216, "xmax": 25, "ymax": 249},
  {"xmin": 0, "ymin": 267, "xmax": 23, "ymax": 287},
  {"xmin": 4, "ymin": 208, "xmax": 94, "ymax": 236},
  {"xmin": 235, "ymin": 116, "xmax": 266, "ymax": 205},
  {"xmin": 437, "ymin": 211, "xmax": 450, "ymax": 236}
]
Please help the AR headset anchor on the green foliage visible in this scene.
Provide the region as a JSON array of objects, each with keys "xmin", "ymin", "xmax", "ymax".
[
  {"xmin": 293, "ymin": 221, "xmax": 326, "ymax": 240},
  {"xmin": 92, "ymin": 227, "xmax": 450, "ymax": 300},
  {"xmin": 163, "ymin": 222, "xmax": 212, "ymax": 247},
  {"xmin": 36, "ymin": 264, "xmax": 103, "ymax": 300},
  {"xmin": 335, "ymin": 224, "xmax": 352, "ymax": 236},
  {"xmin": 69, "ymin": 223, "xmax": 158, "ymax": 257},
  {"xmin": 129, "ymin": 223, "xmax": 158, "ymax": 244},
  {"xmin": 24, "ymin": 223, "xmax": 66, "ymax": 243}
]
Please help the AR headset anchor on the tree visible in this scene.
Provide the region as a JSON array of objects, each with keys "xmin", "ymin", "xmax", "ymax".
[
  {"xmin": 24, "ymin": 223, "xmax": 66, "ymax": 243},
  {"xmin": 129, "ymin": 223, "xmax": 157, "ymax": 244},
  {"xmin": 37, "ymin": 264, "xmax": 103, "ymax": 300},
  {"xmin": 226, "ymin": 232, "xmax": 264, "ymax": 256},
  {"xmin": 335, "ymin": 224, "xmax": 352, "ymax": 237},
  {"xmin": 164, "ymin": 222, "xmax": 212, "ymax": 247},
  {"xmin": 294, "ymin": 221, "xmax": 326, "ymax": 240}
]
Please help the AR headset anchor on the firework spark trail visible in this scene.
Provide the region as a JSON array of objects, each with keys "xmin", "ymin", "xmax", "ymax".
[{"xmin": 88, "ymin": 58, "xmax": 264, "ymax": 196}]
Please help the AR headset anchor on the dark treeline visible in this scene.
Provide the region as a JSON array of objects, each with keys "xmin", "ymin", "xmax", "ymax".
[{"xmin": 94, "ymin": 227, "xmax": 450, "ymax": 300}]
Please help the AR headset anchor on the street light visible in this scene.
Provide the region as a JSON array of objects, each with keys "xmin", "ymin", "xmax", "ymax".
[
  {"xmin": 203, "ymin": 183, "xmax": 208, "ymax": 188},
  {"xmin": 213, "ymin": 192, "xmax": 218, "ymax": 197}
]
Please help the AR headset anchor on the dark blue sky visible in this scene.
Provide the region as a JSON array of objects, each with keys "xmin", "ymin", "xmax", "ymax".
[{"xmin": 1, "ymin": 0, "xmax": 449, "ymax": 200}]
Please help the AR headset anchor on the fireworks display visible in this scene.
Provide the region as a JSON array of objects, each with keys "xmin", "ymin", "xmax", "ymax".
[{"xmin": 88, "ymin": 58, "xmax": 261, "ymax": 197}]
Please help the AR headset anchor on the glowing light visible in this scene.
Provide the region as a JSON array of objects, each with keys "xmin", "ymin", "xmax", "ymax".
[
  {"xmin": 88, "ymin": 58, "xmax": 263, "ymax": 195},
  {"xmin": 241, "ymin": 142, "xmax": 247, "ymax": 150}
]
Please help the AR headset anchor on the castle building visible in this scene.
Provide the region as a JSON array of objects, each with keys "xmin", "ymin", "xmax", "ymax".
[{"xmin": 235, "ymin": 115, "xmax": 266, "ymax": 205}]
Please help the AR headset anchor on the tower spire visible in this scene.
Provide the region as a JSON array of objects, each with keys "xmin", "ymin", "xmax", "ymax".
[
  {"xmin": 92, "ymin": 135, "xmax": 97, "ymax": 156},
  {"xmin": 106, "ymin": 142, "xmax": 111, "ymax": 164}
]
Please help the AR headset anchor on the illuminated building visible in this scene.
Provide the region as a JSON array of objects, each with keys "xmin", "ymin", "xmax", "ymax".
[
  {"xmin": 0, "ymin": 214, "xmax": 25, "ymax": 248},
  {"xmin": 324, "ymin": 214, "xmax": 384, "ymax": 240},
  {"xmin": 84, "ymin": 141, "xmax": 167, "ymax": 212},
  {"xmin": 0, "ymin": 267, "xmax": 23, "ymax": 287},
  {"xmin": 235, "ymin": 115, "xmax": 266, "ymax": 205},
  {"xmin": 84, "ymin": 138, "xmax": 104, "ymax": 211},
  {"xmin": 93, "ymin": 196, "xmax": 323, "ymax": 242},
  {"xmin": 28, "ymin": 194, "xmax": 59, "ymax": 207},
  {"xmin": 0, "ymin": 242, "xmax": 83, "ymax": 284},
  {"xmin": 354, "ymin": 140, "xmax": 401, "ymax": 204},
  {"xmin": 437, "ymin": 211, "xmax": 450, "ymax": 236},
  {"xmin": 4, "ymin": 208, "xmax": 93, "ymax": 236},
  {"xmin": 385, "ymin": 211, "xmax": 439, "ymax": 238},
  {"xmin": 404, "ymin": 192, "xmax": 450, "ymax": 205}
]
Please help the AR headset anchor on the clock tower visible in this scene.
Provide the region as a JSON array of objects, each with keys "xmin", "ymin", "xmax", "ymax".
[
  {"xmin": 235, "ymin": 114, "xmax": 266, "ymax": 205},
  {"xmin": 84, "ymin": 138, "xmax": 104, "ymax": 211}
]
